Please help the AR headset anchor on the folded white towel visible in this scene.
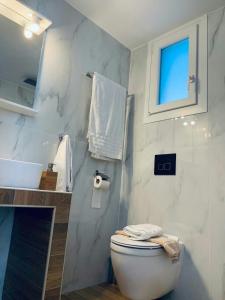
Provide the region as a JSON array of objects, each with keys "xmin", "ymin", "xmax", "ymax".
[
  {"xmin": 53, "ymin": 135, "xmax": 73, "ymax": 192},
  {"xmin": 87, "ymin": 72, "xmax": 127, "ymax": 161},
  {"xmin": 123, "ymin": 224, "xmax": 163, "ymax": 241}
]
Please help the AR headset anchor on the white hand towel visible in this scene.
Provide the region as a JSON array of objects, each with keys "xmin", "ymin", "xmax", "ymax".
[
  {"xmin": 53, "ymin": 135, "xmax": 73, "ymax": 192},
  {"xmin": 87, "ymin": 72, "xmax": 127, "ymax": 161},
  {"xmin": 123, "ymin": 224, "xmax": 163, "ymax": 241}
]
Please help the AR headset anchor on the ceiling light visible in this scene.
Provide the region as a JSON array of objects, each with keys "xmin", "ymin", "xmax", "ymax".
[
  {"xmin": 29, "ymin": 22, "xmax": 40, "ymax": 33},
  {"xmin": 183, "ymin": 121, "xmax": 188, "ymax": 126},
  {"xmin": 0, "ymin": 1, "xmax": 52, "ymax": 36},
  {"xmin": 190, "ymin": 121, "xmax": 196, "ymax": 126},
  {"xmin": 24, "ymin": 25, "xmax": 33, "ymax": 39}
]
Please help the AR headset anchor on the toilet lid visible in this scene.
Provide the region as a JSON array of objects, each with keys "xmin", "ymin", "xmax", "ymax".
[{"xmin": 111, "ymin": 235, "xmax": 162, "ymax": 250}]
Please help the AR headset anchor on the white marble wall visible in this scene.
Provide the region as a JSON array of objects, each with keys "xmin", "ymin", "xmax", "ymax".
[
  {"xmin": 125, "ymin": 6, "xmax": 225, "ymax": 300},
  {"xmin": 0, "ymin": 0, "xmax": 130, "ymax": 292}
]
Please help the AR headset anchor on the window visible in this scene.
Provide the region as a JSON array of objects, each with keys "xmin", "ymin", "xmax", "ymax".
[
  {"xmin": 144, "ymin": 15, "xmax": 207, "ymax": 123},
  {"xmin": 159, "ymin": 38, "xmax": 189, "ymax": 105}
]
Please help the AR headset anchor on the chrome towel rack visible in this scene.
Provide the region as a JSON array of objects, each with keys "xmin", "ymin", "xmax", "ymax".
[{"xmin": 86, "ymin": 72, "xmax": 134, "ymax": 98}]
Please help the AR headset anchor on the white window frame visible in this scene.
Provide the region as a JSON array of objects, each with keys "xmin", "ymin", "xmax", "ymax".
[{"xmin": 144, "ymin": 15, "xmax": 208, "ymax": 123}]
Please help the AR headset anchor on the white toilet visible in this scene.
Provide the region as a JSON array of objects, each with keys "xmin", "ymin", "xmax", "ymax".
[{"xmin": 111, "ymin": 235, "xmax": 184, "ymax": 300}]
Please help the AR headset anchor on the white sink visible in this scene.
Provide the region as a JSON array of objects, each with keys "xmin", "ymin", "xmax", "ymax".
[{"xmin": 0, "ymin": 158, "xmax": 43, "ymax": 189}]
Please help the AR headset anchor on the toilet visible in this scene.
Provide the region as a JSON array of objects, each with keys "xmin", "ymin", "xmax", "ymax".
[{"xmin": 110, "ymin": 235, "xmax": 184, "ymax": 300}]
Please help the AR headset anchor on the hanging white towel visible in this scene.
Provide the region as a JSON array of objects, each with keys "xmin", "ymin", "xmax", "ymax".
[
  {"xmin": 87, "ymin": 72, "xmax": 127, "ymax": 161},
  {"xmin": 123, "ymin": 224, "xmax": 163, "ymax": 241},
  {"xmin": 53, "ymin": 135, "xmax": 73, "ymax": 192}
]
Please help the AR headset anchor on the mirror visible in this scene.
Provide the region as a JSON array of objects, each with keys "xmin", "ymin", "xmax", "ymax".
[{"xmin": 0, "ymin": 13, "xmax": 44, "ymax": 114}]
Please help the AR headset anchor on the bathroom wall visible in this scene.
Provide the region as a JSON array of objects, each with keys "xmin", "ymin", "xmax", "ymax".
[
  {"xmin": 0, "ymin": 0, "xmax": 130, "ymax": 292},
  {"xmin": 0, "ymin": 208, "xmax": 14, "ymax": 298},
  {"xmin": 124, "ymin": 6, "xmax": 225, "ymax": 300}
]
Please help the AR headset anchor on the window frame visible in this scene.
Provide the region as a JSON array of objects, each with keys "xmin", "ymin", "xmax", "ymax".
[{"xmin": 144, "ymin": 15, "xmax": 208, "ymax": 123}]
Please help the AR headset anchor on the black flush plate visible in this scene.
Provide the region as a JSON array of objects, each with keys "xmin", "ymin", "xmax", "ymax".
[{"xmin": 154, "ymin": 154, "xmax": 176, "ymax": 176}]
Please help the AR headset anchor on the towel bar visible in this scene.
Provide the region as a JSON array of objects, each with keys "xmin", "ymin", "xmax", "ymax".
[
  {"xmin": 86, "ymin": 72, "xmax": 94, "ymax": 79},
  {"xmin": 85, "ymin": 72, "xmax": 134, "ymax": 98},
  {"xmin": 59, "ymin": 134, "xmax": 64, "ymax": 142}
]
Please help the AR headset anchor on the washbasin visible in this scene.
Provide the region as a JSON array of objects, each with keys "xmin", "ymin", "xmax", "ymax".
[{"xmin": 0, "ymin": 158, "xmax": 43, "ymax": 189}]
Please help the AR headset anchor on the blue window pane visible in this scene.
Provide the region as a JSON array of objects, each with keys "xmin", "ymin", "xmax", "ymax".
[{"xmin": 158, "ymin": 38, "xmax": 189, "ymax": 105}]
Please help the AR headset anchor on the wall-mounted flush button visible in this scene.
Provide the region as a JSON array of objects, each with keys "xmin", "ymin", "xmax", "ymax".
[{"xmin": 154, "ymin": 154, "xmax": 176, "ymax": 175}]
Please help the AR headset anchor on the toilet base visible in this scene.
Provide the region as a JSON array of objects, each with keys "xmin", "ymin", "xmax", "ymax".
[{"xmin": 111, "ymin": 243, "xmax": 184, "ymax": 300}]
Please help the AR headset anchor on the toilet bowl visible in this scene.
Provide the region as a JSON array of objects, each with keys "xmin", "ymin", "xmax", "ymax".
[{"xmin": 110, "ymin": 235, "xmax": 184, "ymax": 300}]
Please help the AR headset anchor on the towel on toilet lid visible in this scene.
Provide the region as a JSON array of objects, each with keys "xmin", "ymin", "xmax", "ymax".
[
  {"xmin": 123, "ymin": 224, "xmax": 163, "ymax": 241},
  {"xmin": 115, "ymin": 230, "xmax": 181, "ymax": 262},
  {"xmin": 150, "ymin": 234, "xmax": 181, "ymax": 262}
]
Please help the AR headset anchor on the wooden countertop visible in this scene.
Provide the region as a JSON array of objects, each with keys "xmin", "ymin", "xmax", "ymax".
[{"xmin": 0, "ymin": 186, "xmax": 72, "ymax": 194}]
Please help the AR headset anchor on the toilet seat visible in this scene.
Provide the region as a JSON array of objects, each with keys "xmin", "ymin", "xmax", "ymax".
[
  {"xmin": 111, "ymin": 235, "xmax": 162, "ymax": 249},
  {"xmin": 111, "ymin": 235, "xmax": 164, "ymax": 256}
]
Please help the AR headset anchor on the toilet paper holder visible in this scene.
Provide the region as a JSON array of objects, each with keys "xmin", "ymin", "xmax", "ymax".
[{"xmin": 94, "ymin": 170, "xmax": 110, "ymax": 181}]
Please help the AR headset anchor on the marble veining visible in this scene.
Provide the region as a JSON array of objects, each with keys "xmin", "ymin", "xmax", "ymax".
[
  {"xmin": 0, "ymin": 0, "xmax": 130, "ymax": 293},
  {"xmin": 208, "ymin": 6, "xmax": 225, "ymax": 57},
  {"xmin": 122, "ymin": 5, "xmax": 225, "ymax": 300}
]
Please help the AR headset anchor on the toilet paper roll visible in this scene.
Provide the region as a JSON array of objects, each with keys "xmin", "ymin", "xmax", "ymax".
[{"xmin": 94, "ymin": 175, "xmax": 110, "ymax": 190}]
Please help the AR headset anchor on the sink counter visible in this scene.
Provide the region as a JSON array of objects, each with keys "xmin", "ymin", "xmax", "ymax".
[{"xmin": 0, "ymin": 187, "xmax": 72, "ymax": 300}]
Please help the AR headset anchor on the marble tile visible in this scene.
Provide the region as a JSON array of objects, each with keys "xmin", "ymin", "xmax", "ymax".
[
  {"xmin": 123, "ymin": 6, "xmax": 225, "ymax": 300},
  {"xmin": 207, "ymin": 8, "xmax": 225, "ymax": 300},
  {"xmin": 0, "ymin": 0, "xmax": 130, "ymax": 293},
  {"xmin": 63, "ymin": 139, "xmax": 123, "ymax": 290}
]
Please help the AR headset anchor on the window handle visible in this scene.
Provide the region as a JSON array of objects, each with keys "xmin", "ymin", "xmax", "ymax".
[
  {"xmin": 188, "ymin": 75, "xmax": 196, "ymax": 91},
  {"xmin": 189, "ymin": 75, "xmax": 196, "ymax": 83}
]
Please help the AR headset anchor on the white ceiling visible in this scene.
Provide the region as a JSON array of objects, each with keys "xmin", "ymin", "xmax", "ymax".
[{"xmin": 66, "ymin": 0, "xmax": 225, "ymax": 49}]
